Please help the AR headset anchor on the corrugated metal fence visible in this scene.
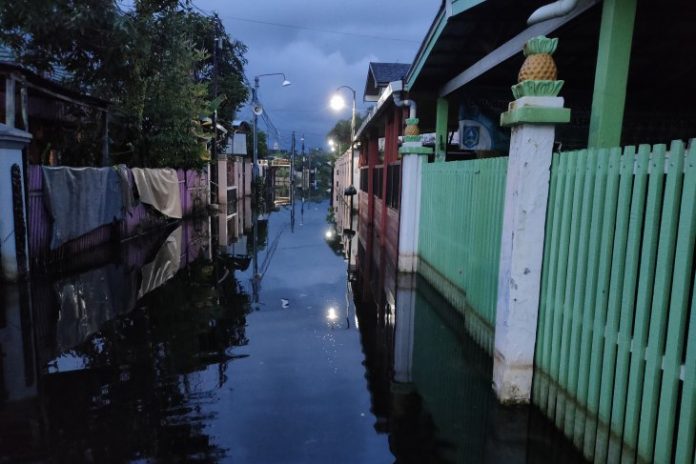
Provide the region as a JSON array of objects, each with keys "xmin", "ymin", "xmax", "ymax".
[
  {"xmin": 534, "ymin": 140, "xmax": 696, "ymax": 464},
  {"xmin": 418, "ymin": 157, "xmax": 507, "ymax": 354},
  {"xmin": 28, "ymin": 165, "xmax": 209, "ymax": 265}
]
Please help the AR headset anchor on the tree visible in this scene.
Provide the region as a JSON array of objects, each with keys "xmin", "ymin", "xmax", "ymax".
[
  {"xmin": 245, "ymin": 129, "xmax": 268, "ymax": 159},
  {"xmin": 0, "ymin": 0, "xmax": 249, "ymax": 168},
  {"xmin": 326, "ymin": 114, "xmax": 364, "ymax": 154}
]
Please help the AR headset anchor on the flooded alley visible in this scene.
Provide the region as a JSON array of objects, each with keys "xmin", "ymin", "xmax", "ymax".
[{"xmin": 0, "ymin": 190, "xmax": 587, "ymax": 463}]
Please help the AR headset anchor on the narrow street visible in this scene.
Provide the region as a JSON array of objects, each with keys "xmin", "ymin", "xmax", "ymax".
[{"xmin": 0, "ymin": 192, "xmax": 587, "ymax": 463}]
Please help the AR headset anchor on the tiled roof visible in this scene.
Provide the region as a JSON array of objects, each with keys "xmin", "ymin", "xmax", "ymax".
[{"xmin": 369, "ymin": 62, "xmax": 411, "ymax": 85}]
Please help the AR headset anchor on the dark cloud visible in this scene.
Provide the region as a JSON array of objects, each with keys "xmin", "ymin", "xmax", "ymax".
[{"xmin": 196, "ymin": 0, "xmax": 440, "ymax": 150}]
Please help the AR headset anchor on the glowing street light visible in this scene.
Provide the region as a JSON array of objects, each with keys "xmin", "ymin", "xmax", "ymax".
[{"xmin": 329, "ymin": 94, "xmax": 346, "ymax": 111}]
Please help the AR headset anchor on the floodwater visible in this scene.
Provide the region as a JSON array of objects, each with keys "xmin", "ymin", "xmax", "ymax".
[{"xmin": 0, "ymin": 193, "xmax": 587, "ymax": 463}]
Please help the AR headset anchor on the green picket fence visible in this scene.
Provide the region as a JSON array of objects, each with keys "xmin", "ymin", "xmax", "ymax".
[
  {"xmin": 533, "ymin": 140, "xmax": 696, "ymax": 464},
  {"xmin": 418, "ymin": 157, "xmax": 507, "ymax": 354}
]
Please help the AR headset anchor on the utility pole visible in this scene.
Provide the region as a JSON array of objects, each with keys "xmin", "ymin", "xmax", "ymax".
[{"xmin": 291, "ymin": 131, "xmax": 296, "ymax": 188}]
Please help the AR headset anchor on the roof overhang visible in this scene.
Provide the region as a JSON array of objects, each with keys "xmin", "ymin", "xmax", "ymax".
[
  {"xmin": 355, "ymin": 80, "xmax": 403, "ymax": 141},
  {"xmin": 404, "ymin": 0, "xmax": 600, "ymax": 97},
  {"xmin": 0, "ymin": 62, "xmax": 109, "ymax": 110}
]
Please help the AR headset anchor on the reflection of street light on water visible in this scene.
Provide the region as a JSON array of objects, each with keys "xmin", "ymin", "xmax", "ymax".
[{"xmin": 326, "ymin": 307, "xmax": 338, "ymax": 321}]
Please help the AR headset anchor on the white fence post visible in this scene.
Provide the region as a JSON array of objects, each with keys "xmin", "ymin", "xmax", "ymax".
[
  {"xmin": 493, "ymin": 37, "xmax": 570, "ymax": 403},
  {"xmin": 398, "ymin": 117, "xmax": 432, "ymax": 273}
]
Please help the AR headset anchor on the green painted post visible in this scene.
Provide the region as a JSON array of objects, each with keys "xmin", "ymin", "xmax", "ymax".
[
  {"xmin": 587, "ymin": 0, "xmax": 637, "ymax": 149},
  {"xmin": 435, "ymin": 97, "xmax": 449, "ymax": 162}
]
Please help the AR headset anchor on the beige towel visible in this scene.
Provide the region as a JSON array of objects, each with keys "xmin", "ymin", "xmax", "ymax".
[{"xmin": 132, "ymin": 167, "xmax": 183, "ymax": 218}]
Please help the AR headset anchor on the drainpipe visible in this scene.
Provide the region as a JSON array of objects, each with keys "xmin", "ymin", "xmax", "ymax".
[
  {"xmin": 392, "ymin": 91, "xmax": 417, "ymax": 120},
  {"xmin": 527, "ymin": 0, "xmax": 579, "ymax": 25}
]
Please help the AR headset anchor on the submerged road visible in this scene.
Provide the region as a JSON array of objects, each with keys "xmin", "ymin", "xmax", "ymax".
[{"xmin": 0, "ymin": 196, "xmax": 588, "ymax": 463}]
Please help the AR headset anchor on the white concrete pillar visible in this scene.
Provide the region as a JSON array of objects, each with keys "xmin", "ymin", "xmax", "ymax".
[
  {"xmin": 397, "ymin": 117, "xmax": 432, "ymax": 274},
  {"xmin": 493, "ymin": 96, "xmax": 569, "ymax": 403},
  {"xmin": 0, "ymin": 123, "xmax": 32, "ymax": 282}
]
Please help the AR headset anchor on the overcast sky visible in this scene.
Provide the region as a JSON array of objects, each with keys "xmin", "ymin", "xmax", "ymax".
[{"xmin": 193, "ymin": 0, "xmax": 441, "ymax": 150}]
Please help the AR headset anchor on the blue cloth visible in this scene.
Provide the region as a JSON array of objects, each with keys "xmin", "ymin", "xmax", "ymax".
[{"xmin": 42, "ymin": 166, "xmax": 125, "ymax": 249}]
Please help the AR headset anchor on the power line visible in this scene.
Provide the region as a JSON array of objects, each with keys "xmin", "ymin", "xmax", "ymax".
[{"xmin": 221, "ymin": 15, "xmax": 420, "ymax": 43}]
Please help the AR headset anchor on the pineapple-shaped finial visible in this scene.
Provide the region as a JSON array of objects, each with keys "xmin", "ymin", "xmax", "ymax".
[{"xmin": 518, "ymin": 36, "xmax": 558, "ymax": 82}]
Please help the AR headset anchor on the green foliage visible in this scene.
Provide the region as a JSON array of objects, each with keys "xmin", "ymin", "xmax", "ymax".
[
  {"xmin": 0, "ymin": 0, "xmax": 248, "ymax": 168},
  {"xmin": 246, "ymin": 128, "xmax": 268, "ymax": 159},
  {"xmin": 326, "ymin": 114, "xmax": 364, "ymax": 154}
]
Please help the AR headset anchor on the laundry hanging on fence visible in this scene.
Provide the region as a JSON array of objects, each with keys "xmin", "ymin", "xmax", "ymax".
[
  {"xmin": 42, "ymin": 166, "xmax": 125, "ymax": 249},
  {"xmin": 131, "ymin": 168, "xmax": 183, "ymax": 219}
]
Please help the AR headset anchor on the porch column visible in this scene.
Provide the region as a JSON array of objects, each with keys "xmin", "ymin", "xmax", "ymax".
[
  {"xmin": 587, "ymin": 0, "xmax": 637, "ymax": 148},
  {"xmin": 435, "ymin": 97, "xmax": 448, "ymax": 162},
  {"xmin": 493, "ymin": 36, "xmax": 570, "ymax": 403},
  {"xmin": 0, "ymin": 124, "xmax": 32, "ymax": 282},
  {"xmin": 398, "ymin": 117, "xmax": 432, "ymax": 273}
]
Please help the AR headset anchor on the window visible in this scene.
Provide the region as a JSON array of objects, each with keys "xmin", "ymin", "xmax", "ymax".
[
  {"xmin": 386, "ymin": 163, "xmax": 400, "ymax": 209},
  {"xmin": 373, "ymin": 167, "xmax": 384, "ymax": 199},
  {"xmin": 360, "ymin": 168, "xmax": 368, "ymax": 192}
]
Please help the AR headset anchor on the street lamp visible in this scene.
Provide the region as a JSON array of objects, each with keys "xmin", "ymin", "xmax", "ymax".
[{"xmin": 251, "ymin": 73, "xmax": 291, "ymax": 181}]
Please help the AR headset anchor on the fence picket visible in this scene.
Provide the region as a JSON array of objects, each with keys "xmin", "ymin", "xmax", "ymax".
[
  {"xmin": 533, "ymin": 140, "xmax": 695, "ymax": 464},
  {"xmin": 621, "ymin": 145, "xmax": 666, "ymax": 464},
  {"xmin": 583, "ymin": 147, "xmax": 622, "ymax": 461},
  {"xmin": 564, "ymin": 149, "xmax": 596, "ymax": 444},
  {"xmin": 556, "ymin": 151, "xmax": 587, "ymax": 432},
  {"xmin": 654, "ymin": 140, "xmax": 695, "ymax": 464},
  {"xmin": 606, "ymin": 145, "xmax": 651, "ymax": 463},
  {"xmin": 637, "ymin": 142, "xmax": 684, "ymax": 464},
  {"xmin": 573, "ymin": 149, "xmax": 609, "ymax": 449}
]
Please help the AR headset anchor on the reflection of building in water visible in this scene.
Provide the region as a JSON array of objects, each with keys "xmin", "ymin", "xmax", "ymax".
[
  {"xmin": 0, "ymin": 216, "xmax": 253, "ymax": 462},
  {"xmin": 331, "ymin": 148, "xmax": 359, "ymax": 271}
]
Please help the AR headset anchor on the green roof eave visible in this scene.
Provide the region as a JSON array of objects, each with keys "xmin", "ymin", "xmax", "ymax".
[{"xmin": 404, "ymin": 0, "xmax": 489, "ymax": 91}]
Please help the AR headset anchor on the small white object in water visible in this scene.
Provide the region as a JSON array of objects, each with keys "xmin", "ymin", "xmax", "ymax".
[{"xmin": 281, "ymin": 299, "xmax": 290, "ymax": 308}]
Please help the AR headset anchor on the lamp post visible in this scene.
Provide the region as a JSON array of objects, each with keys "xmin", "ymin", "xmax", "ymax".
[{"xmin": 251, "ymin": 73, "xmax": 291, "ymax": 181}]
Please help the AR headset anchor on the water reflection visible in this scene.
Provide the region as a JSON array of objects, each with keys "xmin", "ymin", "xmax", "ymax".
[
  {"xmin": 0, "ymin": 216, "xmax": 251, "ymax": 462},
  {"xmin": 353, "ymin": 273, "xmax": 589, "ymax": 463}
]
